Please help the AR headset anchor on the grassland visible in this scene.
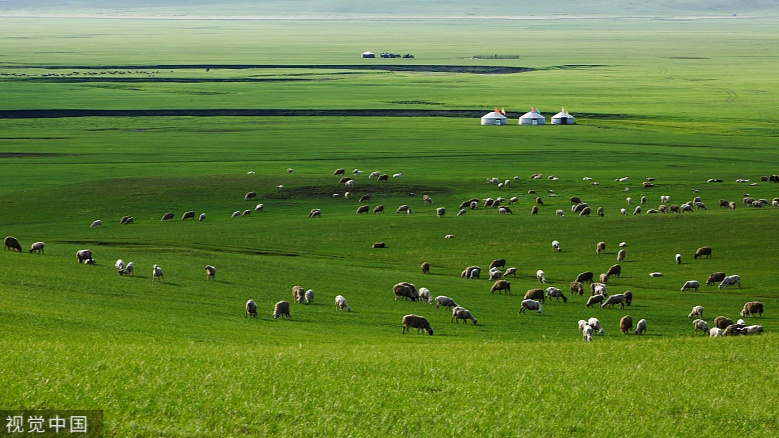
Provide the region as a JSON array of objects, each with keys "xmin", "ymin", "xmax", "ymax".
[{"xmin": 1, "ymin": 15, "xmax": 778, "ymax": 437}]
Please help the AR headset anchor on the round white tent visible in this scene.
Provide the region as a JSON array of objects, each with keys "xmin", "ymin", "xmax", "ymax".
[
  {"xmin": 551, "ymin": 107, "xmax": 575, "ymax": 125},
  {"xmin": 481, "ymin": 110, "xmax": 507, "ymax": 125},
  {"xmin": 519, "ymin": 108, "xmax": 545, "ymax": 125}
]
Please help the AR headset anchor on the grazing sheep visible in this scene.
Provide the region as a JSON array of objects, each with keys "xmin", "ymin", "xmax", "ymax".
[
  {"xmin": 531, "ymin": 205, "xmax": 539, "ymax": 215},
  {"xmin": 619, "ymin": 242, "xmax": 627, "ymax": 247},
  {"xmin": 596, "ymin": 241, "xmax": 606, "ymax": 255},
  {"xmin": 304, "ymin": 289, "xmax": 314, "ymax": 304},
  {"xmin": 620, "ymin": 316, "xmax": 633, "ymax": 334},
  {"xmin": 435, "ymin": 295, "xmax": 459, "ymax": 310},
  {"xmin": 356, "ymin": 205, "xmax": 370, "ymax": 214},
  {"xmin": 744, "ymin": 325, "xmax": 764, "ymax": 335},
  {"xmin": 373, "ymin": 205, "xmax": 384, "ymax": 214},
  {"xmin": 120, "ymin": 215, "xmax": 134, "ymax": 225},
  {"xmin": 273, "ymin": 300, "xmax": 291, "ymax": 319},
  {"xmin": 396, "ymin": 205, "xmax": 410, "ymax": 214},
  {"xmin": 231, "ymin": 211, "xmax": 241, "ymax": 218},
  {"xmin": 633, "ymin": 206, "xmax": 642, "ymax": 215},
  {"xmin": 709, "ymin": 327, "xmax": 723, "ymax": 337},
  {"xmin": 552, "ymin": 240, "xmax": 561, "ymax": 252},
  {"xmin": 606, "ymin": 264, "xmax": 621, "ymax": 278},
  {"xmin": 694, "ymin": 247, "xmax": 713, "ymax": 259},
  {"xmin": 394, "ymin": 283, "xmax": 419, "ymax": 302},
  {"xmin": 402, "ymin": 314, "xmax": 434, "ymax": 335},
  {"xmin": 504, "ymin": 267, "xmax": 517, "ymax": 277},
  {"xmin": 436, "ymin": 207, "xmax": 446, "ymax": 218},
  {"xmin": 124, "ymin": 262, "xmax": 134, "ymax": 276},
  {"xmin": 649, "ymin": 272, "xmax": 663, "ymax": 277},
  {"xmin": 617, "ymin": 249, "xmax": 626, "ymax": 263},
  {"xmin": 457, "ymin": 208, "xmax": 467, "ymax": 216},
  {"xmin": 28, "ymin": 241, "xmax": 45, "ymax": 254},
  {"xmin": 578, "ymin": 319, "xmax": 589, "ymax": 332},
  {"xmin": 358, "ymin": 195, "xmax": 371, "ymax": 203},
  {"xmin": 585, "ymin": 294, "xmax": 604, "ymax": 308},
  {"xmin": 556, "ymin": 209, "xmax": 565, "ymax": 217},
  {"xmin": 573, "ymin": 203, "xmax": 589, "ymax": 213},
  {"xmin": 76, "ymin": 249, "xmax": 94, "ymax": 264},
  {"xmin": 675, "ymin": 253, "xmax": 682, "ymax": 264},
  {"xmin": 335, "ymin": 295, "xmax": 351, "ymax": 311},
  {"xmin": 740, "ymin": 301, "xmax": 763, "ymax": 318},
  {"xmin": 737, "ymin": 319, "xmax": 746, "ymax": 325},
  {"xmin": 714, "ymin": 316, "xmax": 734, "ymax": 330},
  {"xmin": 115, "ymin": 259, "xmax": 125, "ymax": 275},
  {"xmin": 601, "ymin": 294, "xmax": 626, "ymax": 309},
  {"xmin": 519, "ymin": 299, "xmax": 542, "ymax": 315},
  {"xmin": 423, "ymin": 195, "xmax": 434, "ymax": 205},
  {"xmin": 421, "ymin": 262, "xmax": 430, "ymax": 274},
  {"xmin": 292, "ymin": 285, "xmax": 306, "ymax": 303},
  {"xmin": 199, "ymin": 213, "xmax": 206, "ymax": 221},
  {"xmin": 661, "ymin": 195, "xmax": 670, "ymax": 203},
  {"xmin": 588, "ymin": 318, "xmax": 605, "ymax": 335},
  {"xmin": 182, "ymin": 211, "xmax": 195, "ymax": 220},
  {"xmin": 242, "ymin": 209, "xmax": 252, "ymax": 217},
  {"xmin": 635, "ymin": 319, "xmax": 647, "ymax": 335},
  {"xmin": 451, "ymin": 307, "xmax": 478, "ymax": 325},
  {"xmin": 255, "ymin": 204, "xmax": 265, "ymax": 212},
  {"xmin": 688, "ymin": 306, "xmax": 704, "ymax": 320},
  {"xmin": 620, "ymin": 208, "xmax": 628, "ymax": 216},
  {"xmin": 498, "ymin": 206, "xmax": 513, "ymax": 215},
  {"xmin": 626, "ymin": 197, "xmax": 632, "ymax": 205},
  {"xmin": 599, "ymin": 273, "xmax": 609, "ymax": 284},
  {"xmin": 623, "ymin": 291, "xmax": 633, "ymax": 306},
  {"xmin": 152, "ymin": 264, "xmax": 164, "ymax": 282},
  {"xmin": 509, "ymin": 196, "xmax": 519, "ymax": 204},
  {"xmin": 340, "ymin": 177, "xmax": 353, "ymax": 185},
  {"xmin": 582, "ymin": 325, "xmax": 593, "ymax": 342},
  {"xmin": 334, "ymin": 168, "xmax": 345, "ymax": 176},
  {"xmin": 718, "ymin": 275, "xmax": 741, "ymax": 289},
  {"xmin": 723, "ymin": 325, "xmax": 743, "ymax": 336},
  {"xmin": 377, "ymin": 174, "xmax": 389, "ymax": 181},
  {"xmin": 244, "ymin": 191, "xmax": 257, "ymax": 200},
  {"xmin": 489, "ymin": 270, "xmax": 503, "ymax": 281},
  {"xmin": 461, "ymin": 266, "xmax": 480, "ymax": 279},
  {"xmin": 4, "ymin": 236, "xmax": 22, "ymax": 252},
  {"xmin": 570, "ymin": 281, "xmax": 584, "ymax": 296},
  {"xmin": 490, "ymin": 280, "xmax": 511, "ymax": 295},
  {"xmin": 575, "ymin": 271, "xmax": 594, "ymax": 284},
  {"xmin": 372, "ymin": 242, "xmax": 386, "ymax": 248},
  {"xmin": 368, "ymin": 171, "xmax": 380, "ymax": 179},
  {"xmin": 418, "ymin": 288, "xmax": 433, "ymax": 304},
  {"xmin": 309, "ymin": 208, "xmax": 322, "ymax": 218},
  {"xmin": 681, "ymin": 280, "xmax": 700, "ymax": 292},
  {"xmin": 545, "ymin": 287, "xmax": 568, "ymax": 302},
  {"xmin": 536, "ymin": 270, "xmax": 547, "ymax": 284},
  {"xmin": 523, "ymin": 288, "xmax": 545, "ymax": 303},
  {"xmin": 693, "ymin": 319, "xmax": 710, "ymax": 335},
  {"xmin": 90, "ymin": 219, "xmax": 103, "ymax": 228},
  {"xmin": 245, "ymin": 299, "xmax": 258, "ymax": 318},
  {"xmin": 161, "ymin": 212, "xmax": 175, "ymax": 222},
  {"xmin": 535, "ymin": 197, "xmax": 544, "ymax": 205},
  {"xmin": 205, "ymin": 265, "xmax": 216, "ymax": 281},
  {"xmin": 489, "ymin": 259, "xmax": 506, "ymax": 270}
]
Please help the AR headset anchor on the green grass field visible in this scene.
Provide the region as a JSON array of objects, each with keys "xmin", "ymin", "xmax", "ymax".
[{"xmin": 1, "ymin": 13, "xmax": 778, "ymax": 436}]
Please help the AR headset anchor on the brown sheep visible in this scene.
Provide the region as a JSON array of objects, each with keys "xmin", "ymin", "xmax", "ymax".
[
  {"xmin": 606, "ymin": 264, "xmax": 622, "ymax": 278},
  {"xmin": 714, "ymin": 316, "xmax": 734, "ymax": 330},
  {"xmin": 393, "ymin": 283, "xmax": 418, "ymax": 301},
  {"xmin": 356, "ymin": 205, "xmax": 370, "ymax": 214},
  {"xmin": 723, "ymin": 324, "xmax": 743, "ymax": 336},
  {"xmin": 161, "ymin": 212, "xmax": 175, "ymax": 221},
  {"xmin": 706, "ymin": 272, "xmax": 726, "ymax": 286},
  {"xmin": 670, "ymin": 205, "xmax": 680, "ymax": 213},
  {"xmin": 272, "ymin": 300, "xmax": 291, "ymax": 319},
  {"xmin": 575, "ymin": 271, "xmax": 594, "ymax": 284},
  {"xmin": 597, "ymin": 207, "xmax": 604, "ymax": 217},
  {"xmin": 596, "ymin": 241, "xmax": 606, "ymax": 255},
  {"xmin": 570, "ymin": 281, "xmax": 584, "ymax": 296},
  {"xmin": 523, "ymin": 288, "xmax": 545, "ymax": 303},
  {"xmin": 620, "ymin": 315, "xmax": 633, "ymax": 334},
  {"xmin": 182, "ymin": 211, "xmax": 195, "ymax": 220},
  {"xmin": 489, "ymin": 259, "xmax": 506, "ymax": 270},
  {"xmin": 694, "ymin": 247, "xmax": 712, "ymax": 259},
  {"xmin": 741, "ymin": 301, "xmax": 764, "ymax": 318},
  {"xmin": 599, "ymin": 273, "xmax": 609, "ymax": 284},
  {"xmin": 402, "ymin": 314, "xmax": 433, "ymax": 335},
  {"xmin": 373, "ymin": 205, "xmax": 384, "ymax": 214},
  {"xmin": 624, "ymin": 290, "xmax": 633, "ymax": 306},
  {"xmin": 421, "ymin": 262, "xmax": 430, "ymax": 274},
  {"xmin": 490, "ymin": 279, "xmax": 511, "ymax": 295},
  {"xmin": 3, "ymin": 236, "xmax": 22, "ymax": 252},
  {"xmin": 292, "ymin": 285, "xmax": 306, "ymax": 303},
  {"xmin": 585, "ymin": 294, "xmax": 604, "ymax": 308}
]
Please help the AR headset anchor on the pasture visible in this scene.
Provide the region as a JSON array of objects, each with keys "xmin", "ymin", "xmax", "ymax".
[{"xmin": 1, "ymin": 14, "xmax": 778, "ymax": 436}]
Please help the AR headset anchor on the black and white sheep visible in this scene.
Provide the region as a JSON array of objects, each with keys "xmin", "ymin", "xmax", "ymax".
[
  {"xmin": 519, "ymin": 299, "xmax": 542, "ymax": 315},
  {"xmin": 693, "ymin": 319, "xmax": 710, "ymax": 335},
  {"xmin": 115, "ymin": 259, "xmax": 125, "ymax": 275},
  {"xmin": 435, "ymin": 207, "xmax": 446, "ymax": 218},
  {"xmin": 421, "ymin": 262, "xmax": 430, "ymax": 274},
  {"xmin": 675, "ymin": 253, "xmax": 682, "ymax": 264},
  {"xmin": 120, "ymin": 215, "xmax": 134, "ymax": 225},
  {"xmin": 255, "ymin": 204, "xmax": 264, "ymax": 212},
  {"xmin": 152, "ymin": 264, "xmax": 164, "ymax": 282},
  {"xmin": 740, "ymin": 301, "xmax": 763, "ymax": 318},
  {"xmin": 718, "ymin": 275, "xmax": 741, "ymax": 289},
  {"xmin": 681, "ymin": 280, "xmax": 700, "ymax": 292},
  {"xmin": 244, "ymin": 191, "xmax": 257, "ymax": 200},
  {"xmin": 273, "ymin": 300, "xmax": 291, "ymax": 319},
  {"xmin": 402, "ymin": 314, "xmax": 434, "ymax": 335},
  {"xmin": 451, "ymin": 307, "xmax": 477, "ymax": 325},
  {"xmin": 245, "ymin": 299, "xmax": 258, "ymax": 318},
  {"xmin": 199, "ymin": 213, "xmax": 206, "ymax": 221},
  {"xmin": 90, "ymin": 219, "xmax": 102, "ymax": 228},
  {"xmin": 29, "ymin": 241, "xmax": 45, "ymax": 254},
  {"xmin": 231, "ymin": 210, "xmax": 241, "ymax": 218},
  {"xmin": 552, "ymin": 240, "xmax": 561, "ymax": 252},
  {"xmin": 335, "ymin": 295, "xmax": 351, "ymax": 311},
  {"xmin": 124, "ymin": 262, "xmax": 134, "ymax": 276},
  {"xmin": 3, "ymin": 236, "xmax": 22, "ymax": 252},
  {"xmin": 182, "ymin": 211, "xmax": 195, "ymax": 220},
  {"xmin": 309, "ymin": 208, "xmax": 322, "ymax": 218},
  {"xmin": 435, "ymin": 295, "xmax": 458, "ymax": 310},
  {"xmin": 205, "ymin": 265, "xmax": 216, "ymax": 281},
  {"xmin": 356, "ymin": 205, "xmax": 370, "ymax": 214},
  {"xmin": 373, "ymin": 205, "xmax": 384, "ymax": 214},
  {"xmin": 161, "ymin": 212, "xmax": 175, "ymax": 221},
  {"xmin": 688, "ymin": 305, "xmax": 704, "ymax": 320},
  {"xmin": 545, "ymin": 287, "xmax": 567, "ymax": 302},
  {"xmin": 304, "ymin": 289, "xmax": 314, "ymax": 304}
]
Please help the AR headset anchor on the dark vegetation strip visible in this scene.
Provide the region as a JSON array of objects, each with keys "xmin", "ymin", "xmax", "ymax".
[
  {"xmin": 0, "ymin": 109, "xmax": 631, "ymax": 119},
  {"xmin": 7, "ymin": 77, "xmax": 313, "ymax": 83},
  {"xmin": 0, "ymin": 64, "xmax": 533, "ymax": 74}
]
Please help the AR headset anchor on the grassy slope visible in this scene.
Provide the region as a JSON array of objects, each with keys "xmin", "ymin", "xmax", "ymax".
[{"xmin": 1, "ymin": 17, "xmax": 778, "ymax": 436}]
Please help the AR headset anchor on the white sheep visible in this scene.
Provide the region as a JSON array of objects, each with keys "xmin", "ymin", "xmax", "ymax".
[
  {"xmin": 582, "ymin": 325, "xmax": 593, "ymax": 342},
  {"xmin": 199, "ymin": 213, "xmax": 206, "ymax": 221},
  {"xmin": 587, "ymin": 317, "xmax": 605, "ymax": 335},
  {"xmin": 152, "ymin": 264, "xmax": 164, "ymax": 282},
  {"xmin": 620, "ymin": 208, "xmax": 628, "ymax": 216},
  {"xmin": 718, "ymin": 275, "xmax": 741, "ymax": 289},
  {"xmin": 124, "ymin": 262, "xmax": 134, "ymax": 276},
  {"xmin": 304, "ymin": 289, "xmax": 314, "ymax": 304},
  {"xmin": 418, "ymin": 287, "xmax": 433, "ymax": 304},
  {"xmin": 489, "ymin": 270, "xmax": 503, "ymax": 281},
  {"xmin": 245, "ymin": 299, "xmax": 258, "ymax": 318},
  {"xmin": 231, "ymin": 210, "xmax": 241, "ymax": 218},
  {"xmin": 273, "ymin": 300, "xmax": 291, "ymax": 319},
  {"xmin": 29, "ymin": 241, "xmax": 45, "ymax": 254},
  {"xmin": 635, "ymin": 319, "xmax": 647, "ymax": 335},
  {"xmin": 552, "ymin": 240, "xmax": 561, "ymax": 252},
  {"xmin": 504, "ymin": 267, "xmax": 517, "ymax": 277},
  {"xmin": 649, "ymin": 272, "xmax": 663, "ymax": 277},
  {"xmin": 335, "ymin": 295, "xmax": 351, "ymax": 311},
  {"xmin": 744, "ymin": 325, "xmax": 764, "ymax": 335},
  {"xmin": 688, "ymin": 306, "xmax": 704, "ymax": 320},
  {"xmin": 445, "ymin": 234, "xmax": 454, "ymax": 239},
  {"xmin": 353, "ymin": 169, "xmax": 363, "ymax": 175},
  {"xmin": 451, "ymin": 306, "xmax": 478, "ymax": 325},
  {"xmin": 519, "ymin": 299, "xmax": 542, "ymax": 315},
  {"xmin": 626, "ymin": 197, "xmax": 632, "ymax": 205},
  {"xmin": 368, "ymin": 171, "xmax": 380, "ymax": 179},
  {"xmin": 435, "ymin": 296, "xmax": 459, "ymax": 311},
  {"xmin": 536, "ymin": 270, "xmax": 547, "ymax": 283},
  {"xmin": 90, "ymin": 219, "xmax": 102, "ymax": 228},
  {"xmin": 578, "ymin": 319, "xmax": 589, "ymax": 332},
  {"xmin": 680, "ymin": 280, "xmax": 700, "ymax": 292},
  {"xmin": 115, "ymin": 259, "xmax": 125, "ymax": 275},
  {"xmin": 709, "ymin": 327, "xmax": 723, "ymax": 337},
  {"xmin": 661, "ymin": 195, "xmax": 670, "ymax": 203},
  {"xmin": 255, "ymin": 204, "xmax": 264, "ymax": 212},
  {"xmin": 693, "ymin": 319, "xmax": 709, "ymax": 335},
  {"xmin": 600, "ymin": 294, "xmax": 626, "ymax": 309}
]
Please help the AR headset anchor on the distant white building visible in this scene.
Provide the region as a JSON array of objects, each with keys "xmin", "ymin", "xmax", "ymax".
[
  {"xmin": 481, "ymin": 110, "xmax": 507, "ymax": 125},
  {"xmin": 519, "ymin": 108, "xmax": 545, "ymax": 125},
  {"xmin": 361, "ymin": 51, "xmax": 375, "ymax": 58},
  {"xmin": 551, "ymin": 107, "xmax": 575, "ymax": 125}
]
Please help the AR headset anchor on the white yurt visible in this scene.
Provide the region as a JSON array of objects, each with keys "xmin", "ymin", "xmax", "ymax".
[
  {"xmin": 481, "ymin": 109, "xmax": 507, "ymax": 125},
  {"xmin": 519, "ymin": 107, "xmax": 546, "ymax": 125},
  {"xmin": 551, "ymin": 107, "xmax": 575, "ymax": 125}
]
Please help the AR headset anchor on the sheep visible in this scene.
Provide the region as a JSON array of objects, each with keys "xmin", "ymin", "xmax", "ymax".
[
  {"xmin": 619, "ymin": 242, "xmax": 627, "ymax": 247},
  {"xmin": 509, "ymin": 197, "xmax": 519, "ymax": 204},
  {"xmin": 182, "ymin": 211, "xmax": 195, "ymax": 220},
  {"xmin": 273, "ymin": 300, "xmax": 291, "ymax": 319},
  {"xmin": 694, "ymin": 247, "xmax": 712, "ymax": 259},
  {"xmin": 688, "ymin": 306, "xmax": 704, "ymax": 320},
  {"xmin": 519, "ymin": 299, "xmax": 542, "ymax": 315},
  {"xmin": 205, "ymin": 265, "xmax": 216, "ymax": 281},
  {"xmin": 552, "ymin": 240, "xmax": 561, "ymax": 252},
  {"xmin": 289, "ymin": 285, "xmax": 304, "ymax": 303},
  {"xmin": 659, "ymin": 205, "xmax": 668, "ymax": 214},
  {"xmin": 372, "ymin": 242, "xmax": 386, "ymax": 249},
  {"xmin": 392, "ymin": 173, "xmax": 403, "ymax": 178},
  {"xmin": 28, "ymin": 241, "xmax": 45, "ymax": 254},
  {"xmin": 620, "ymin": 208, "xmax": 628, "ymax": 216},
  {"xmin": 599, "ymin": 273, "xmax": 609, "ymax": 284},
  {"xmin": 626, "ymin": 197, "xmax": 632, "ymax": 205},
  {"xmin": 661, "ymin": 195, "xmax": 670, "ymax": 203},
  {"xmin": 3, "ymin": 236, "xmax": 22, "ymax": 252},
  {"xmin": 582, "ymin": 325, "xmax": 593, "ymax": 342},
  {"xmin": 635, "ymin": 318, "xmax": 647, "ymax": 335},
  {"xmin": 693, "ymin": 319, "xmax": 710, "ymax": 335},
  {"xmin": 523, "ymin": 288, "xmax": 545, "ymax": 303},
  {"xmin": 421, "ymin": 262, "xmax": 430, "ymax": 274},
  {"xmin": 436, "ymin": 207, "xmax": 446, "ymax": 218},
  {"xmin": 245, "ymin": 299, "xmax": 258, "ymax": 318},
  {"xmin": 617, "ymin": 249, "xmax": 626, "ymax": 263},
  {"xmin": 591, "ymin": 283, "xmax": 608, "ymax": 297},
  {"xmin": 714, "ymin": 316, "xmax": 734, "ymax": 330},
  {"xmin": 620, "ymin": 316, "xmax": 633, "ymax": 334},
  {"xmin": 358, "ymin": 195, "xmax": 371, "ymax": 203},
  {"xmin": 356, "ymin": 205, "xmax": 370, "ymax": 214},
  {"xmin": 344, "ymin": 179, "xmax": 355, "ymax": 188},
  {"xmin": 718, "ymin": 275, "xmax": 741, "ymax": 289},
  {"xmin": 199, "ymin": 213, "xmax": 206, "ymax": 221},
  {"xmin": 737, "ymin": 319, "xmax": 746, "ymax": 325},
  {"xmin": 606, "ymin": 264, "xmax": 621, "ymax": 278},
  {"xmin": 244, "ymin": 191, "xmax": 257, "ymax": 200},
  {"xmin": 304, "ymin": 289, "xmax": 314, "ymax": 304},
  {"xmin": 740, "ymin": 301, "xmax": 763, "ymax": 318},
  {"xmin": 623, "ymin": 291, "xmax": 633, "ymax": 306},
  {"xmin": 402, "ymin": 314, "xmax": 434, "ymax": 335},
  {"xmin": 373, "ymin": 205, "xmax": 384, "ymax": 214},
  {"xmin": 451, "ymin": 306, "xmax": 478, "ymax": 325},
  {"xmin": 396, "ymin": 205, "xmax": 410, "ymax": 214},
  {"xmin": 76, "ymin": 249, "xmax": 94, "ymax": 264},
  {"xmin": 670, "ymin": 205, "xmax": 680, "ymax": 213},
  {"xmin": 556, "ymin": 209, "xmax": 565, "ymax": 217},
  {"xmin": 394, "ymin": 283, "xmax": 419, "ymax": 302},
  {"xmin": 152, "ymin": 264, "xmax": 164, "ymax": 282},
  {"xmin": 333, "ymin": 168, "xmax": 345, "ymax": 176},
  {"xmin": 585, "ymin": 295, "xmax": 604, "ymax": 308},
  {"xmin": 335, "ymin": 295, "xmax": 351, "ymax": 311},
  {"xmin": 161, "ymin": 212, "xmax": 175, "ymax": 221},
  {"xmin": 545, "ymin": 287, "xmax": 567, "ymax": 302},
  {"xmin": 490, "ymin": 280, "xmax": 511, "ymax": 295},
  {"xmin": 596, "ymin": 241, "xmax": 606, "ymax": 255},
  {"xmin": 570, "ymin": 281, "xmax": 584, "ymax": 296},
  {"xmin": 489, "ymin": 270, "xmax": 503, "ymax": 281},
  {"xmin": 435, "ymin": 295, "xmax": 459, "ymax": 311},
  {"xmin": 255, "ymin": 204, "xmax": 265, "ymax": 212},
  {"xmin": 531, "ymin": 205, "xmax": 539, "ymax": 215},
  {"xmin": 368, "ymin": 171, "xmax": 380, "ymax": 179},
  {"xmin": 681, "ymin": 280, "xmax": 700, "ymax": 292},
  {"xmin": 90, "ymin": 219, "xmax": 103, "ymax": 228},
  {"xmin": 744, "ymin": 325, "xmax": 764, "ymax": 335},
  {"xmin": 231, "ymin": 211, "xmax": 241, "ymax": 218},
  {"xmin": 309, "ymin": 208, "xmax": 322, "ymax": 218},
  {"xmin": 124, "ymin": 262, "xmax": 134, "ymax": 276},
  {"xmin": 377, "ymin": 174, "xmax": 389, "ymax": 181},
  {"xmin": 649, "ymin": 272, "xmax": 663, "ymax": 277},
  {"xmin": 578, "ymin": 319, "xmax": 589, "ymax": 332},
  {"xmin": 488, "ymin": 259, "xmax": 506, "ymax": 271},
  {"xmin": 674, "ymin": 253, "xmax": 682, "ymax": 265},
  {"xmin": 423, "ymin": 195, "xmax": 434, "ymax": 205},
  {"xmin": 535, "ymin": 197, "xmax": 544, "ymax": 205},
  {"xmin": 597, "ymin": 207, "xmax": 604, "ymax": 217},
  {"xmin": 242, "ymin": 210, "xmax": 252, "ymax": 217},
  {"xmin": 588, "ymin": 318, "xmax": 605, "ymax": 335},
  {"xmin": 504, "ymin": 267, "xmax": 517, "ymax": 277},
  {"xmin": 498, "ymin": 206, "xmax": 513, "ymax": 215},
  {"xmin": 115, "ymin": 259, "xmax": 125, "ymax": 275},
  {"xmin": 461, "ymin": 266, "xmax": 480, "ymax": 279},
  {"xmin": 723, "ymin": 325, "xmax": 743, "ymax": 336},
  {"xmin": 573, "ymin": 203, "xmax": 589, "ymax": 213},
  {"xmin": 601, "ymin": 294, "xmax": 626, "ymax": 309},
  {"xmin": 418, "ymin": 288, "xmax": 433, "ymax": 304},
  {"xmin": 120, "ymin": 215, "xmax": 134, "ymax": 225},
  {"xmin": 575, "ymin": 271, "xmax": 594, "ymax": 284},
  {"xmin": 709, "ymin": 327, "xmax": 723, "ymax": 337}
]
